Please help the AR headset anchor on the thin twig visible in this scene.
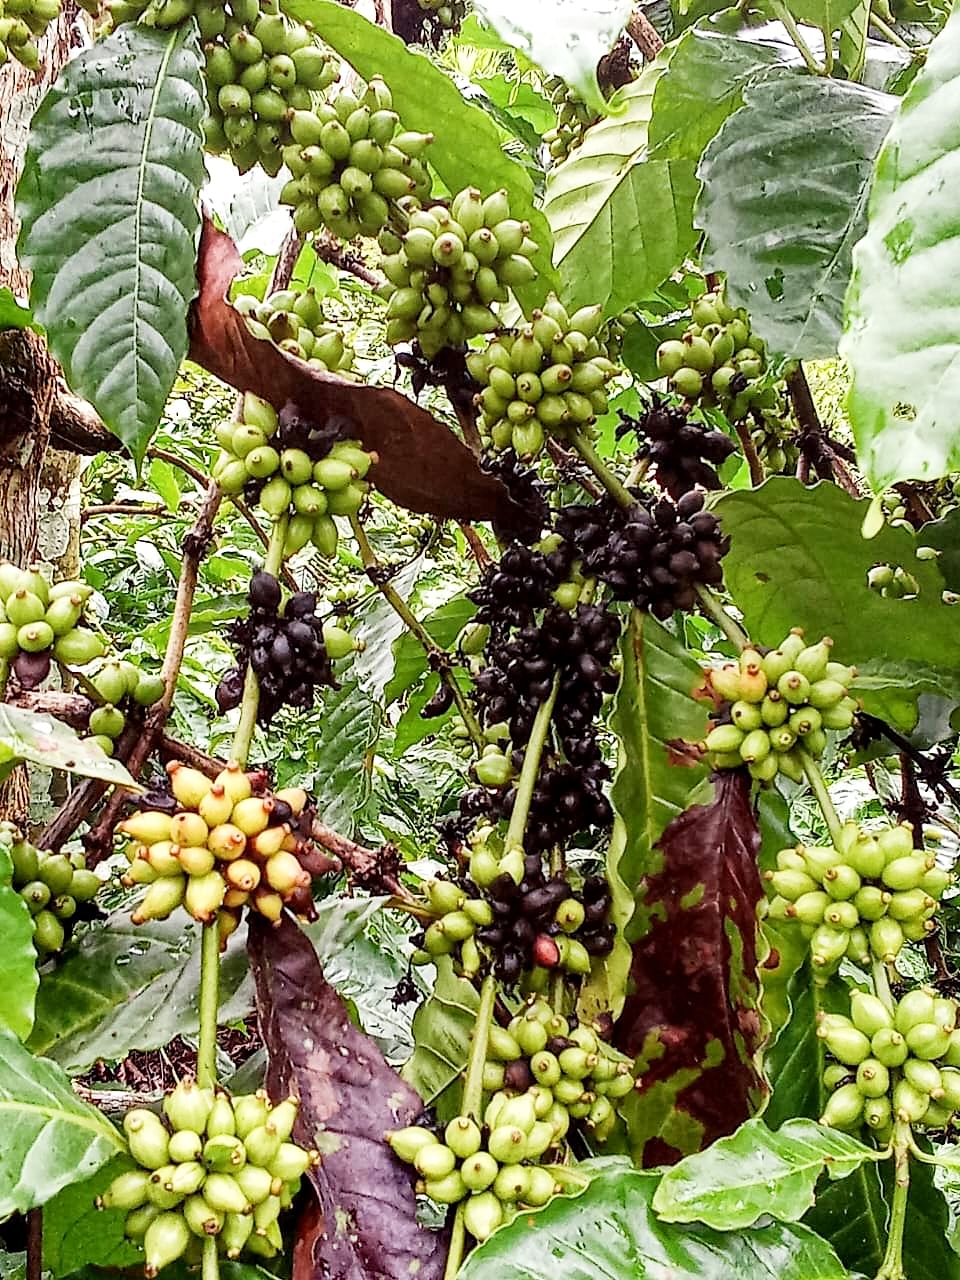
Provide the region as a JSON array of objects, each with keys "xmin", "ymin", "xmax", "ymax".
[
  {"xmin": 626, "ymin": 6, "xmax": 664, "ymax": 57},
  {"xmin": 26, "ymin": 1209, "xmax": 42, "ymax": 1280},
  {"xmin": 311, "ymin": 820, "xmax": 412, "ymax": 900},
  {"xmin": 312, "ymin": 229, "xmax": 383, "ymax": 288},
  {"xmin": 733, "ymin": 419, "xmax": 764, "ymax": 487},
  {"xmin": 459, "ymin": 523, "xmax": 491, "ymax": 570},
  {"xmin": 82, "ymin": 503, "xmax": 173, "ymax": 521},
  {"xmin": 147, "ymin": 445, "xmax": 209, "ymax": 490}
]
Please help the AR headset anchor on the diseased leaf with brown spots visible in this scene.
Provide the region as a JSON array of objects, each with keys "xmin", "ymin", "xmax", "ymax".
[
  {"xmin": 615, "ymin": 771, "xmax": 767, "ymax": 1166},
  {"xmin": 189, "ymin": 218, "xmax": 523, "ymax": 524},
  {"xmin": 248, "ymin": 914, "xmax": 447, "ymax": 1280}
]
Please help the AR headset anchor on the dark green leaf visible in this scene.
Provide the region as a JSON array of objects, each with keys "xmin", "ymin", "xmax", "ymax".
[
  {"xmin": 653, "ymin": 1117, "xmax": 878, "ymax": 1230},
  {"xmin": 919, "ymin": 507, "xmax": 960, "ymax": 592},
  {"xmin": 401, "ymin": 957, "xmax": 478, "ymax": 1121},
  {"xmin": 543, "ymin": 70, "xmax": 700, "ymax": 316},
  {"xmin": 0, "ymin": 287, "xmax": 32, "ymax": 330},
  {"xmin": 0, "ymin": 704, "xmax": 139, "ymax": 789},
  {"xmin": 470, "ymin": 0, "xmax": 633, "ymax": 114},
  {"xmin": 0, "ymin": 1031, "xmax": 125, "ymax": 1215},
  {"xmin": 283, "ymin": 0, "xmax": 554, "ymax": 306},
  {"xmin": 787, "ymin": 0, "xmax": 860, "ymax": 29},
  {"xmin": 383, "ymin": 593, "xmax": 475, "ymax": 706},
  {"xmin": 716, "ymin": 478, "xmax": 960, "ymax": 728},
  {"xmin": 842, "ymin": 2, "xmax": 960, "ymax": 488},
  {"xmin": 459, "ymin": 1158, "xmax": 849, "ymax": 1280},
  {"xmin": 764, "ymin": 961, "xmax": 848, "ymax": 1128},
  {"xmin": 0, "ymin": 843, "xmax": 38, "ymax": 1041},
  {"xmin": 27, "ymin": 912, "xmax": 252, "ymax": 1075},
  {"xmin": 16, "ymin": 24, "xmax": 205, "ymax": 466},
  {"xmin": 697, "ymin": 75, "xmax": 894, "ymax": 359},
  {"xmin": 42, "ymin": 1157, "xmax": 141, "ymax": 1277}
]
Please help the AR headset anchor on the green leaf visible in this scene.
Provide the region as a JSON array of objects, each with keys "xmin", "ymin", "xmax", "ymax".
[
  {"xmin": 148, "ymin": 457, "xmax": 181, "ymax": 512},
  {"xmin": 0, "ymin": 287, "xmax": 32, "ymax": 330},
  {"xmin": 283, "ymin": 0, "xmax": 554, "ymax": 306},
  {"xmin": 0, "ymin": 1030, "xmax": 125, "ymax": 1215},
  {"xmin": 15, "ymin": 24, "xmax": 205, "ymax": 466},
  {"xmin": 0, "ymin": 704, "xmax": 139, "ymax": 789},
  {"xmin": 0, "ymin": 844, "xmax": 38, "ymax": 1041},
  {"xmin": 307, "ymin": 678, "xmax": 382, "ymax": 832},
  {"xmin": 842, "ymin": 3, "xmax": 960, "ymax": 488},
  {"xmin": 647, "ymin": 18, "xmax": 793, "ymax": 163},
  {"xmin": 27, "ymin": 911, "xmax": 252, "ymax": 1075},
  {"xmin": 470, "ymin": 0, "xmax": 633, "ymax": 114},
  {"xmin": 653, "ymin": 1117, "xmax": 878, "ymax": 1230},
  {"xmin": 715, "ymin": 478, "xmax": 960, "ymax": 728},
  {"xmin": 918, "ymin": 507, "xmax": 960, "ymax": 592},
  {"xmin": 42, "ymin": 1157, "xmax": 142, "ymax": 1277},
  {"xmin": 543, "ymin": 70, "xmax": 700, "ymax": 316},
  {"xmin": 383, "ymin": 592, "xmax": 476, "ymax": 706},
  {"xmin": 764, "ymin": 961, "xmax": 849, "ymax": 1128},
  {"xmin": 459, "ymin": 1158, "xmax": 850, "ymax": 1280},
  {"xmin": 401, "ymin": 957, "xmax": 478, "ymax": 1121},
  {"xmin": 697, "ymin": 75, "xmax": 894, "ymax": 359},
  {"xmin": 610, "ymin": 610, "xmax": 712, "ymax": 940},
  {"xmin": 787, "ymin": 0, "xmax": 861, "ymax": 29}
]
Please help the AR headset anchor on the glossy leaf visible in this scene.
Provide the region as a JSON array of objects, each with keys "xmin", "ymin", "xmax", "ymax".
[
  {"xmin": 283, "ymin": 0, "xmax": 554, "ymax": 304},
  {"xmin": 543, "ymin": 70, "xmax": 700, "ymax": 316},
  {"xmin": 16, "ymin": 24, "xmax": 205, "ymax": 466},
  {"xmin": 248, "ymin": 914, "xmax": 447, "ymax": 1280},
  {"xmin": 609, "ymin": 610, "xmax": 713, "ymax": 943},
  {"xmin": 716, "ymin": 478, "xmax": 960, "ymax": 729},
  {"xmin": 401, "ymin": 957, "xmax": 478, "ymax": 1121},
  {"xmin": 653, "ymin": 1118, "xmax": 878, "ymax": 1229},
  {"xmin": 842, "ymin": 3, "xmax": 960, "ymax": 489},
  {"xmin": 0, "ymin": 704, "xmax": 139, "ymax": 789},
  {"xmin": 459, "ymin": 1158, "xmax": 849, "ymax": 1280},
  {"xmin": 42, "ymin": 1157, "xmax": 141, "ymax": 1277},
  {"xmin": 0, "ymin": 1031, "xmax": 124, "ymax": 1216},
  {"xmin": 0, "ymin": 843, "xmax": 39, "ymax": 1041},
  {"xmin": 470, "ymin": 0, "xmax": 632, "ymax": 114},
  {"xmin": 615, "ymin": 771, "xmax": 767, "ymax": 1165},
  {"xmin": 27, "ymin": 912, "xmax": 252, "ymax": 1074},
  {"xmin": 189, "ymin": 220, "xmax": 527, "ymax": 524},
  {"xmin": 697, "ymin": 75, "xmax": 894, "ymax": 359}
]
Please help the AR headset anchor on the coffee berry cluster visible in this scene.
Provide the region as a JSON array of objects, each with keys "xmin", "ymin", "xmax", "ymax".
[
  {"xmin": 867, "ymin": 562, "xmax": 920, "ymax": 599},
  {"xmin": 378, "ymin": 187, "xmax": 539, "ymax": 358},
  {"xmin": 542, "ymin": 76, "xmax": 595, "ymax": 163},
  {"xmin": 280, "ymin": 76, "xmax": 432, "ymax": 237},
  {"xmin": 388, "ymin": 997, "xmax": 634, "ymax": 1241},
  {"xmin": 0, "ymin": 0, "xmax": 58, "ymax": 68},
  {"xmin": 235, "ymin": 285, "xmax": 354, "ymax": 374},
  {"xmin": 656, "ymin": 285, "xmax": 779, "ymax": 422},
  {"xmin": 624, "ymin": 398, "xmax": 736, "ymax": 499},
  {"xmin": 766, "ymin": 820, "xmax": 950, "ymax": 973},
  {"xmin": 218, "ymin": 571, "xmax": 360, "ymax": 724},
  {"xmin": 101, "ymin": 1080, "xmax": 314, "ymax": 1273},
  {"xmin": 703, "ymin": 631, "xmax": 857, "ymax": 782},
  {"xmin": 83, "ymin": 657, "xmax": 165, "ymax": 756},
  {"xmin": 118, "ymin": 761, "xmax": 315, "ymax": 935},
  {"xmin": 0, "ymin": 562, "xmax": 105, "ymax": 690},
  {"xmin": 1, "ymin": 821, "xmax": 99, "ymax": 956},
  {"xmin": 212, "ymin": 393, "xmax": 375, "ymax": 554},
  {"xmin": 818, "ymin": 989, "xmax": 960, "ymax": 1136},
  {"xmin": 465, "ymin": 295, "xmax": 618, "ymax": 458}
]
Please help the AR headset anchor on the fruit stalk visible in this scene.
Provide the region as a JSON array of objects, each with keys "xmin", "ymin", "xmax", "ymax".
[
  {"xmin": 231, "ymin": 515, "xmax": 289, "ymax": 766},
  {"xmin": 692, "ymin": 584, "xmax": 749, "ymax": 652},
  {"xmin": 349, "ymin": 514, "xmax": 485, "ymax": 749},
  {"xmin": 504, "ymin": 676, "xmax": 560, "ymax": 854},
  {"xmin": 197, "ymin": 914, "xmax": 221, "ymax": 1092},
  {"xmin": 569, "ymin": 428, "xmax": 635, "ymax": 510},
  {"xmin": 798, "ymin": 747, "xmax": 844, "ymax": 846},
  {"xmin": 876, "ymin": 1122, "xmax": 911, "ymax": 1280}
]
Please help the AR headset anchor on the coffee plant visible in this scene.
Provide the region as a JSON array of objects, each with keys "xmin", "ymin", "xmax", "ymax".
[{"xmin": 2, "ymin": 2, "xmax": 960, "ymax": 1280}]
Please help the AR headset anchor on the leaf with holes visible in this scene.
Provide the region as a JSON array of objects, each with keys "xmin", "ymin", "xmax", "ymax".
[
  {"xmin": 653, "ymin": 1118, "xmax": 879, "ymax": 1230},
  {"xmin": 248, "ymin": 914, "xmax": 447, "ymax": 1280},
  {"xmin": 716, "ymin": 479, "xmax": 960, "ymax": 729},
  {"xmin": 610, "ymin": 610, "xmax": 713, "ymax": 944},
  {"xmin": 543, "ymin": 70, "xmax": 700, "ymax": 316},
  {"xmin": 697, "ymin": 74, "xmax": 894, "ymax": 359},
  {"xmin": 401, "ymin": 957, "xmax": 478, "ymax": 1122},
  {"xmin": 0, "ymin": 842, "xmax": 38, "ymax": 1041},
  {"xmin": 470, "ymin": 0, "xmax": 633, "ymax": 114},
  {"xmin": 16, "ymin": 24, "xmax": 205, "ymax": 466},
  {"xmin": 0, "ymin": 1030, "xmax": 125, "ymax": 1216},
  {"xmin": 842, "ymin": 4, "xmax": 960, "ymax": 488},
  {"xmin": 614, "ymin": 771, "xmax": 767, "ymax": 1166}
]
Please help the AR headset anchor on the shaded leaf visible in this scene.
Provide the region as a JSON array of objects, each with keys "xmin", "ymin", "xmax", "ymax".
[
  {"xmin": 0, "ymin": 1031, "xmax": 125, "ymax": 1216},
  {"xmin": 42, "ymin": 1157, "xmax": 142, "ymax": 1277},
  {"xmin": 470, "ymin": 0, "xmax": 632, "ymax": 114},
  {"xmin": 384, "ymin": 593, "xmax": 476, "ymax": 707},
  {"xmin": 189, "ymin": 220, "xmax": 525, "ymax": 524},
  {"xmin": 615, "ymin": 771, "xmax": 767, "ymax": 1165},
  {"xmin": 842, "ymin": 2, "xmax": 960, "ymax": 489},
  {"xmin": 16, "ymin": 24, "xmax": 205, "ymax": 465},
  {"xmin": 307, "ymin": 679, "xmax": 381, "ymax": 832},
  {"xmin": 653, "ymin": 1117, "xmax": 878, "ymax": 1230},
  {"xmin": 697, "ymin": 75, "xmax": 894, "ymax": 359},
  {"xmin": 543, "ymin": 71, "xmax": 700, "ymax": 316},
  {"xmin": 716, "ymin": 478, "xmax": 960, "ymax": 729},
  {"xmin": 248, "ymin": 914, "xmax": 447, "ymax": 1280},
  {"xmin": 283, "ymin": 0, "xmax": 554, "ymax": 306},
  {"xmin": 919, "ymin": 507, "xmax": 960, "ymax": 592},
  {"xmin": 27, "ymin": 912, "xmax": 252, "ymax": 1075},
  {"xmin": 609, "ymin": 611, "xmax": 713, "ymax": 943},
  {"xmin": 0, "ymin": 288, "xmax": 32, "ymax": 330},
  {"xmin": 401, "ymin": 957, "xmax": 478, "ymax": 1122},
  {"xmin": 0, "ymin": 704, "xmax": 139, "ymax": 789},
  {"xmin": 459, "ymin": 1158, "xmax": 849, "ymax": 1280},
  {"xmin": 764, "ymin": 961, "xmax": 848, "ymax": 1129},
  {"xmin": 788, "ymin": 0, "xmax": 860, "ymax": 28},
  {"xmin": 0, "ymin": 842, "xmax": 39, "ymax": 1040}
]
